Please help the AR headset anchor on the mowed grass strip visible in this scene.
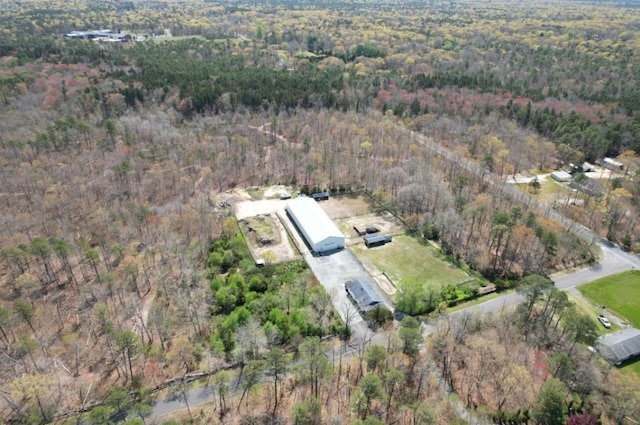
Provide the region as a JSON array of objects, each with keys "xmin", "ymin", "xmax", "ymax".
[
  {"xmin": 578, "ymin": 270, "xmax": 640, "ymax": 328},
  {"xmin": 352, "ymin": 234, "xmax": 468, "ymax": 288}
]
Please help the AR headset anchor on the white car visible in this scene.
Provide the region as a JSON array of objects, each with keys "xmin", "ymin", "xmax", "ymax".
[{"xmin": 598, "ymin": 314, "xmax": 611, "ymax": 329}]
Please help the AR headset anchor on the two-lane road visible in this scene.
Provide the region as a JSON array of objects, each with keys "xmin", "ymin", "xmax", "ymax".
[
  {"xmin": 554, "ymin": 242, "xmax": 640, "ymax": 290},
  {"xmin": 455, "ymin": 239, "xmax": 640, "ymax": 319}
]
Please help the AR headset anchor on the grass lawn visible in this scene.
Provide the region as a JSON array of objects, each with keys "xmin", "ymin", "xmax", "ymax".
[
  {"xmin": 565, "ymin": 292, "xmax": 621, "ymax": 336},
  {"xmin": 518, "ymin": 179, "xmax": 573, "ymax": 203},
  {"xmin": 622, "ymin": 359, "xmax": 640, "ymax": 376},
  {"xmin": 448, "ymin": 289, "xmax": 512, "ymax": 312},
  {"xmin": 577, "ymin": 270, "xmax": 640, "ymax": 328},
  {"xmin": 352, "ymin": 234, "xmax": 470, "ymax": 289}
]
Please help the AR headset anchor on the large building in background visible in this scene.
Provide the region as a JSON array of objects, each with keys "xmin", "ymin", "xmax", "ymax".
[{"xmin": 286, "ymin": 196, "xmax": 345, "ymax": 253}]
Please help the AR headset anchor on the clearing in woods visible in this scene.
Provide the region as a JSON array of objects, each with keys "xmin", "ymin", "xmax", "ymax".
[{"xmin": 352, "ymin": 234, "xmax": 472, "ymax": 291}]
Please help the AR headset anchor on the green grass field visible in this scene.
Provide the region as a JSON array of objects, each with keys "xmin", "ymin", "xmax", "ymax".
[
  {"xmin": 352, "ymin": 234, "xmax": 470, "ymax": 288},
  {"xmin": 565, "ymin": 292, "xmax": 620, "ymax": 336},
  {"xmin": 622, "ymin": 359, "xmax": 640, "ymax": 376},
  {"xmin": 576, "ymin": 271, "xmax": 640, "ymax": 377},
  {"xmin": 518, "ymin": 178, "xmax": 573, "ymax": 202},
  {"xmin": 577, "ymin": 270, "xmax": 640, "ymax": 328}
]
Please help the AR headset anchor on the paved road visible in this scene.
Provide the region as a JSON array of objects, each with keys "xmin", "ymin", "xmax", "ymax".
[
  {"xmin": 554, "ymin": 242, "xmax": 640, "ymax": 290},
  {"xmin": 152, "ymin": 384, "xmax": 218, "ymax": 418},
  {"xmin": 451, "ymin": 239, "xmax": 640, "ymax": 321},
  {"xmin": 149, "ymin": 337, "xmax": 379, "ymax": 420}
]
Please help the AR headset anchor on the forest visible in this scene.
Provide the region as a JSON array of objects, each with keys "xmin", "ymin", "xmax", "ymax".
[{"xmin": 2, "ymin": 0, "xmax": 640, "ymax": 424}]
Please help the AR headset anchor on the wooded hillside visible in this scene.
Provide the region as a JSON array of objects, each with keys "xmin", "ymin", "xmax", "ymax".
[{"xmin": 1, "ymin": 0, "xmax": 640, "ymax": 424}]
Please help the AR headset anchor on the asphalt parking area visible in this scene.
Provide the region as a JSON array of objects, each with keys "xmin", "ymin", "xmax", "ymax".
[{"xmin": 304, "ymin": 249, "xmax": 390, "ymax": 339}]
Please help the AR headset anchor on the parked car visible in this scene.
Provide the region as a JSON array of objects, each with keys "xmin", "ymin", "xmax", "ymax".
[{"xmin": 598, "ymin": 314, "xmax": 611, "ymax": 329}]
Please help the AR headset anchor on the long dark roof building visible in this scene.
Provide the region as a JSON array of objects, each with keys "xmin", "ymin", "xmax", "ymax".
[
  {"xmin": 364, "ymin": 234, "xmax": 392, "ymax": 248},
  {"xmin": 596, "ymin": 327, "xmax": 640, "ymax": 365},
  {"xmin": 345, "ymin": 279, "xmax": 388, "ymax": 312}
]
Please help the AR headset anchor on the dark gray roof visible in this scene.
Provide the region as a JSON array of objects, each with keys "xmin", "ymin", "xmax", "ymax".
[
  {"xmin": 346, "ymin": 279, "xmax": 385, "ymax": 312},
  {"xmin": 596, "ymin": 327, "xmax": 640, "ymax": 365},
  {"xmin": 364, "ymin": 234, "xmax": 392, "ymax": 244}
]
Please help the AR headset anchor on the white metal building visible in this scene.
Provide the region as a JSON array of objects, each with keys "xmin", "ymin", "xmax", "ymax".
[
  {"xmin": 286, "ymin": 196, "xmax": 345, "ymax": 253},
  {"xmin": 603, "ymin": 157, "xmax": 624, "ymax": 171},
  {"xmin": 551, "ymin": 171, "xmax": 571, "ymax": 182}
]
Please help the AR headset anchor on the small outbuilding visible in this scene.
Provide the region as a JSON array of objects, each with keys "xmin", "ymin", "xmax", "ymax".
[
  {"xmin": 603, "ymin": 157, "xmax": 624, "ymax": 171},
  {"xmin": 551, "ymin": 171, "xmax": 571, "ymax": 182},
  {"xmin": 364, "ymin": 234, "xmax": 392, "ymax": 248},
  {"xmin": 286, "ymin": 196, "xmax": 345, "ymax": 253},
  {"xmin": 345, "ymin": 279, "xmax": 388, "ymax": 313},
  {"xmin": 353, "ymin": 226, "xmax": 380, "ymax": 236},
  {"xmin": 596, "ymin": 327, "xmax": 640, "ymax": 365},
  {"xmin": 311, "ymin": 192, "xmax": 330, "ymax": 201}
]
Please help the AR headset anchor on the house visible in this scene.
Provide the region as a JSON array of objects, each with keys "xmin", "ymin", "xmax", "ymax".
[
  {"xmin": 603, "ymin": 157, "xmax": 624, "ymax": 171},
  {"xmin": 551, "ymin": 171, "xmax": 571, "ymax": 182},
  {"xmin": 285, "ymin": 196, "xmax": 345, "ymax": 253},
  {"xmin": 596, "ymin": 327, "xmax": 640, "ymax": 365},
  {"xmin": 345, "ymin": 279, "xmax": 389, "ymax": 313},
  {"xmin": 364, "ymin": 234, "xmax": 392, "ymax": 248}
]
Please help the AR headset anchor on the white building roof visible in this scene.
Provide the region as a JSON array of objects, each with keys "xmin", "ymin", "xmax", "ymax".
[
  {"xmin": 551, "ymin": 171, "xmax": 571, "ymax": 181},
  {"xmin": 286, "ymin": 196, "xmax": 343, "ymax": 248},
  {"xmin": 604, "ymin": 157, "xmax": 623, "ymax": 168}
]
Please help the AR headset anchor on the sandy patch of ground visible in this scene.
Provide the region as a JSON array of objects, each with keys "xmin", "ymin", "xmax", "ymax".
[
  {"xmin": 239, "ymin": 212, "xmax": 299, "ymax": 263},
  {"xmin": 584, "ymin": 166, "xmax": 623, "ymax": 180},
  {"xmin": 235, "ymin": 198, "xmax": 289, "ymax": 220},
  {"xmin": 316, "ymin": 195, "xmax": 374, "ymax": 219},
  {"xmin": 505, "ymin": 166, "xmax": 623, "ymax": 184},
  {"xmin": 505, "ymin": 173, "xmax": 550, "ymax": 184},
  {"xmin": 232, "ymin": 187, "xmax": 301, "ymax": 263},
  {"xmin": 263, "ymin": 185, "xmax": 292, "ymax": 199},
  {"xmin": 335, "ymin": 212, "xmax": 406, "ymax": 244}
]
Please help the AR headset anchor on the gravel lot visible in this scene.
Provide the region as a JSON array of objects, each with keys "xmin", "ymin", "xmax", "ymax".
[{"xmin": 235, "ymin": 198, "xmax": 289, "ymax": 220}]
